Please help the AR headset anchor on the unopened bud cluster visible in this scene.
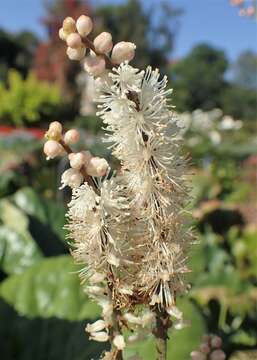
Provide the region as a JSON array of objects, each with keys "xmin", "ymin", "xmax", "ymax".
[
  {"xmin": 59, "ymin": 15, "xmax": 136, "ymax": 77},
  {"xmin": 43, "ymin": 121, "xmax": 109, "ymax": 188},
  {"xmin": 190, "ymin": 335, "xmax": 226, "ymax": 360}
]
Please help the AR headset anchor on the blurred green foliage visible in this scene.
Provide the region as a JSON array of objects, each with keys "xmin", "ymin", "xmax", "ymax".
[
  {"xmin": 170, "ymin": 44, "xmax": 257, "ymax": 120},
  {"xmin": 0, "ymin": 28, "xmax": 38, "ymax": 82},
  {"xmin": 95, "ymin": 0, "xmax": 182, "ymax": 70},
  {"xmin": 0, "ymin": 70, "xmax": 62, "ymax": 126}
]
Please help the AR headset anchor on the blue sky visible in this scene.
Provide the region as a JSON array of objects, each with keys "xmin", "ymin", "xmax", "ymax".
[{"xmin": 0, "ymin": 0, "xmax": 256, "ymax": 61}]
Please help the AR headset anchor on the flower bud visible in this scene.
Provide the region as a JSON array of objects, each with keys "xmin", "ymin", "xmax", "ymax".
[
  {"xmin": 45, "ymin": 121, "xmax": 63, "ymax": 141},
  {"xmin": 111, "ymin": 41, "xmax": 136, "ymax": 64},
  {"xmin": 69, "ymin": 152, "xmax": 85, "ymax": 170},
  {"xmin": 200, "ymin": 343, "xmax": 211, "ymax": 354},
  {"xmin": 49, "ymin": 121, "xmax": 62, "ymax": 133},
  {"xmin": 113, "ymin": 335, "xmax": 126, "ymax": 350},
  {"xmin": 60, "ymin": 168, "xmax": 84, "ymax": 189},
  {"xmin": 190, "ymin": 351, "xmax": 207, "ymax": 360},
  {"xmin": 64, "ymin": 129, "xmax": 80, "ymax": 145},
  {"xmin": 209, "ymin": 350, "xmax": 226, "ymax": 360},
  {"xmin": 85, "ymin": 320, "xmax": 106, "ymax": 333},
  {"xmin": 89, "ymin": 331, "xmax": 109, "ymax": 342},
  {"xmin": 63, "ymin": 17, "xmax": 76, "ymax": 34},
  {"xmin": 66, "ymin": 46, "xmax": 86, "ymax": 61},
  {"xmin": 86, "ymin": 157, "xmax": 109, "ymax": 177},
  {"xmin": 83, "ymin": 56, "xmax": 106, "ymax": 77},
  {"xmin": 94, "ymin": 32, "xmax": 113, "ymax": 54},
  {"xmin": 67, "ymin": 33, "xmax": 82, "ymax": 48},
  {"xmin": 76, "ymin": 15, "xmax": 93, "ymax": 37},
  {"xmin": 211, "ymin": 336, "xmax": 222, "ymax": 349},
  {"xmin": 59, "ymin": 28, "xmax": 68, "ymax": 41},
  {"xmin": 44, "ymin": 140, "xmax": 63, "ymax": 160},
  {"xmin": 246, "ymin": 6, "xmax": 255, "ymax": 16}
]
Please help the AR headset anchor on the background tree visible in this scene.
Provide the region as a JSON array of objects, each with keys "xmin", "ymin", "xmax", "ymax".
[
  {"xmin": 170, "ymin": 44, "xmax": 228, "ymax": 112},
  {"xmin": 231, "ymin": 50, "xmax": 257, "ymax": 90},
  {"xmin": 95, "ymin": 0, "xmax": 182, "ymax": 70},
  {"xmin": 0, "ymin": 29, "xmax": 38, "ymax": 82}
]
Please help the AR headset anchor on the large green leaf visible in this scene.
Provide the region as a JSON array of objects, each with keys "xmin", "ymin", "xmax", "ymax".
[
  {"xmin": 13, "ymin": 187, "xmax": 66, "ymax": 242},
  {"xmin": 0, "ymin": 199, "xmax": 43, "ymax": 274},
  {"xmin": 0, "ymin": 299, "xmax": 105, "ymax": 360},
  {"xmin": 125, "ymin": 299, "xmax": 206, "ymax": 360},
  {"xmin": 0, "ymin": 255, "xmax": 100, "ymax": 321}
]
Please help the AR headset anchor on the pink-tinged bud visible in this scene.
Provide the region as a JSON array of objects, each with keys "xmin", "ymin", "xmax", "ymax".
[
  {"xmin": 66, "ymin": 46, "xmax": 86, "ymax": 61},
  {"xmin": 247, "ymin": 6, "xmax": 255, "ymax": 16},
  {"xmin": 190, "ymin": 351, "xmax": 207, "ymax": 360},
  {"xmin": 83, "ymin": 56, "xmax": 106, "ymax": 77},
  {"xmin": 44, "ymin": 140, "xmax": 63, "ymax": 160},
  {"xmin": 63, "ymin": 17, "xmax": 76, "ymax": 34},
  {"xmin": 60, "ymin": 168, "xmax": 84, "ymax": 189},
  {"xmin": 59, "ymin": 28, "xmax": 68, "ymax": 41},
  {"xmin": 209, "ymin": 350, "xmax": 226, "ymax": 360},
  {"xmin": 76, "ymin": 15, "xmax": 93, "ymax": 37},
  {"xmin": 49, "ymin": 121, "xmax": 62, "ymax": 133},
  {"xmin": 69, "ymin": 152, "xmax": 85, "ymax": 170},
  {"xmin": 111, "ymin": 41, "xmax": 136, "ymax": 64},
  {"xmin": 86, "ymin": 157, "xmax": 109, "ymax": 177},
  {"xmin": 67, "ymin": 33, "xmax": 82, "ymax": 49},
  {"xmin": 94, "ymin": 32, "xmax": 113, "ymax": 54},
  {"xmin": 64, "ymin": 129, "xmax": 80, "ymax": 145},
  {"xmin": 211, "ymin": 336, "xmax": 222, "ymax": 349},
  {"xmin": 200, "ymin": 343, "xmax": 211, "ymax": 354}
]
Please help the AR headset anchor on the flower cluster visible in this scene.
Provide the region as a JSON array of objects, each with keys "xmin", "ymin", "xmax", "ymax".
[
  {"xmin": 190, "ymin": 335, "xmax": 226, "ymax": 360},
  {"xmin": 59, "ymin": 15, "xmax": 136, "ymax": 76},
  {"xmin": 43, "ymin": 121, "xmax": 109, "ymax": 188},
  {"xmin": 43, "ymin": 13, "xmax": 195, "ymax": 360}
]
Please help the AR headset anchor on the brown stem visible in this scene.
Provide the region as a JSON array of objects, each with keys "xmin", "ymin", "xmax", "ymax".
[
  {"xmin": 153, "ymin": 308, "xmax": 172, "ymax": 360},
  {"xmin": 82, "ymin": 36, "xmax": 117, "ymax": 69},
  {"xmin": 107, "ymin": 275, "xmax": 123, "ymax": 360}
]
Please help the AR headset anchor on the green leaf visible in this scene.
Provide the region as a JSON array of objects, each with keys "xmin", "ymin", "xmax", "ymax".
[
  {"xmin": 125, "ymin": 299, "xmax": 206, "ymax": 360},
  {"xmin": 0, "ymin": 255, "xmax": 100, "ymax": 321},
  {"xmin": 0, "ymin": 199, "xmax": 43, "ymax": 274},
  {"xmin": 0, "ymin": 226, "xmax": 43, "ymax": 275},
  {"xmin": 13, "ymin": 187, "xmax": 66, "ymax": 242},
  {"xmin": 0, "ymin": 299, "xmax": 105, "ymax": 360}
]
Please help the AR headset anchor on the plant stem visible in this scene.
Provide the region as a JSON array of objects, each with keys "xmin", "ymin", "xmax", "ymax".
[
  {"xmin": 153, "ymin": 308, "xmax": 171, "ymax": 360},
  {"xmin": 82, "ymin": 36, "xmax": 117, "ymax": 69},
  {"xmin": 107, "ymin": 278, "xmax": 123, "ymax": 360}
]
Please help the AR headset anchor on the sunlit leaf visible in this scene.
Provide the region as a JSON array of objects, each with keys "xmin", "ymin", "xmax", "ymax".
[{"xmin": 0, "ymin": 255, "xmax": 100, "ymax": 321}]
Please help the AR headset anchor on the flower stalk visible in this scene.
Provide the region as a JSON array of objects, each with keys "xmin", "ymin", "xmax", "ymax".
[{"xmin": 43, "ymin": 13, "xmax": 194, "ymax": 360}]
